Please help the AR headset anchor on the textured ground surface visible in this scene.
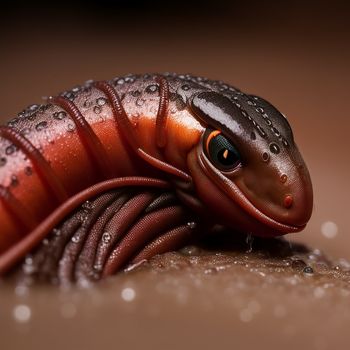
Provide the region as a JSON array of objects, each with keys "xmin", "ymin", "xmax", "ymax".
[{"xmin": 1, "ymin": 233, "xmax": 350, "ymax": 350}]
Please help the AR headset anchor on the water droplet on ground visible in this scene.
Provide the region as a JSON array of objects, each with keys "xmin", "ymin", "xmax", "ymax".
[
  {"xmin": 121, "ymin": 287, "xmax": 136, "ymax": 302},
  {"xmin": 13, "ymin": 304, "xmax": 31, "ymax": 323},
  {"xmin": 321, "ymin": 221, "xmax": 338, "ymax": 239}
]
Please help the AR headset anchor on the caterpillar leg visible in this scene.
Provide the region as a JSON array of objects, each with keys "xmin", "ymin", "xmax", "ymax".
[{"xmin": 18, "ymin": 186, "xmax": 198, "ymax": 286}]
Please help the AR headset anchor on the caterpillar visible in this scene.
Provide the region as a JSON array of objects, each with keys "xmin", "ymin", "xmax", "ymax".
[{"xmin": 0, "ymin": 73, "xmax": 313, "ymax": 285}]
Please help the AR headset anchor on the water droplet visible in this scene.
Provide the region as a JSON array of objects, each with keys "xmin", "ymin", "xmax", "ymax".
[
  {"xmin": 6, "ymin": 144, "xmax": 16, "ymax": 155},
  {"xmin": 247, "ymin": 100, "xmax": 256, "ymax": 106},
  {"xmin": 14, "ymin": 284, "xmax": 29, "ymax": 297},
  {"xmin": 181, "ymin": 84, "xmax": 190, "ymax": 91},
  {"xmin": 21, "ymin": 128, "xmax": 31, "ymax": 136},
  {"xmin": 272, "ymin": 127, "xmax": 280, "ymax": 137},
  {"xmin": 53, "ymin": 228, "xmax": 61, "ymax": 236},
  {"xmin": 23, "ymin": 259, "xmax": 36, "ymax": 274},
  {"xmin": 84, "ymin": 79, "xmax": 94, "ymax": 86},
  {"xmin": 28, "ymin": 104, "xmax": 40, "ymax": 111},
  {"xmin": 61, "ymin": 91, "xmax": 76, "ymax": 101},
  {"xmin": 269, "ymin": 143, "xmax": 280, "ymax": 154},
  {"xmin": 53, "ymin": 111, "xmax": 67, "ymax": 120},
  {"xmin": 116, "ymin": 78, "xmax": 125, "ymax": 85},
  {"xmin": 93, "ymin": 106, "xmax": 102, "ymax": 114},
  {"xmin": 180, "ymin": 246, "xmax": 202, "ymax": 256},
  {"xmin": 67, "ymin": 123, "xmax": 75, "ymax": 132},
  {"xmin": 303, "ymin": 266, "xmax": 314, "ymax": 275},
  {"xmin": 13, "ymin": 304, "xmax": 31, "ymax": 323},
  {"xmin": 291, "ymin": 259, "xmax": 306, "ymax": 270},
  {"xmin": 96, "ymin": 97, "xmax": 107, "ymax": 106},
  {"xmin": 102, "ymin": 232, "xmax": 111, "ymax": 244},
  {"xmin": 82, "ymin": 200, "xmax": 93, "ymax": 210},
  {"xmin": 35, "ymin": 121, "xmax": 48, "ymax": 131},
  {"xmin": 25, "ymin": 256, "xmax": 33, "ymax": 265},
  {"xmin": 93, "ymin": 263, "xmax": 103, "ymax": 272},
  {"xmin": 24, "ymin": 166, "xmax": 33, "ymax": 176},
  {"xmin": 256, "ymin": 107, "xmax": 264, "ymax": 113},
  {"xmin": 262, "ymin": 113, "xmax": 272, "ymax": 124},
  {"xmin": 262, "ymin": 152, "xmax": 270, "ymax": 162},
  {"xmin": 131, "ymin": 90, "xmax": 141, "ymax": 97},
  {"xmin": 135, "ymin": 98, "xmax": 146, "ymax": 107},
  {"xmin": 125, "ymin": 76, "xmax": 135, "ymax": 83},
  {"xmin": 204, "ymin": 268, "xmax": 217, "ymax": 275},
  {"xmin": 280, "ymin": 174, "xmax": 288, "ymax": 183},
  {"xmin": 72, "ymin": 86, "xmax": 81, "ymax": 93},
  {"xmin": 187, "ymin": 222, "xmax": 197, "ymax": 229},
  {"xmin": 83, "ymin": 99, "xmax": 92, "ymax": 108},
  {"xmin": 145, "ymin": 84, "xmax": 159, "ymax": 94},
  {"xmin": 321, "ymin": 221, "xmax": 338, "ymax": 239},
  {"xmin": 256, "ymin": 125, "xmax": 266, "ymax": 138},
  {"xmin": 0, "ymin": 157, "xmax": 6, "ymax": 167},
  {"xmin": 281, "ymin": 138, "xmax": 289, "ymax": 147},
  {"xmin": 241, "ymin": 110, "xmax": 248, "ymax": 117},
  {"xmin": 71, "ymin": 235, "xmax": 80, "ymax": 243},
  {"xmin": 121, "ymin": 287, "xmax": 136, "ymax": 302}
]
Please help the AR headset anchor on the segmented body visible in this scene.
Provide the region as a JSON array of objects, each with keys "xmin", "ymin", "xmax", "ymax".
[
  {"xmin": 0, "ymin": 74, "xmax": 220, "ymax": 280},
  {"xmin": 0, "ymin": 73, "xmax": 313, "ymax": 284}
]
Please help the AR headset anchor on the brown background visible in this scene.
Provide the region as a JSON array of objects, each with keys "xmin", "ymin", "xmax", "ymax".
[{"xmin": 1, "ymin": 1, "xmax": 350, "ymax": 350}]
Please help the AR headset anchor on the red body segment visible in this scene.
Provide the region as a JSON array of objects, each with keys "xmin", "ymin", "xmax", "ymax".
[{"xmin": 0, "ymin": 78, "xmax": 202, "ymax": 251}]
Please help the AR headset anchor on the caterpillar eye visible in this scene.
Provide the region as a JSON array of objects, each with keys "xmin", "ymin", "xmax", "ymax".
[{"xmin": 205, "ymin": 129, "xmax": 241, "ymax": 171}]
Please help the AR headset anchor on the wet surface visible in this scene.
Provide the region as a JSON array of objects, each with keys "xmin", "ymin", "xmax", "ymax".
[
  {"xmin": 1, "ymin": 234, "xmax": 350, "ymax": 350},
  {"xmin": 1, "ymin": 1, "xmax": 350, "ymax": 349}
]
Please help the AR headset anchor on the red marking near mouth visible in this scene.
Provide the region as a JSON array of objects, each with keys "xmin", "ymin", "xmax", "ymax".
[{"xmin": 284, "ymin": 195, "xmax": 293, "ymax": 208}]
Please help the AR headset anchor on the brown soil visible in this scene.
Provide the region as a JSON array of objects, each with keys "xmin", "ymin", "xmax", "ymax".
[{"xmin": 1, "ymin": 234, "xmax": 350, "ymax": 350}]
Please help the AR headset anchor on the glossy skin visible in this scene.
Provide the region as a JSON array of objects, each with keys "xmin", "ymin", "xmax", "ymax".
[{"xmin": 0, "ymin": 73, "xmax": 313, "ymax": 277}]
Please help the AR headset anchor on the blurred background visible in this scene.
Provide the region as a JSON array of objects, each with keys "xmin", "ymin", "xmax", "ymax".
[{"xmin": 1, "ymin": 1, "xmax": 350, "ymax": 350}]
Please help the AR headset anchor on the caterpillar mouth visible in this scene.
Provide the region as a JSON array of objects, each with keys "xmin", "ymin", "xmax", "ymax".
[
  {"xmin": 198, "ymin": 154, "xmax": 306, "ymax": 235},
  {"xmin": 223, "ymin": 180, "xmax": 306, "ymax": 235}
]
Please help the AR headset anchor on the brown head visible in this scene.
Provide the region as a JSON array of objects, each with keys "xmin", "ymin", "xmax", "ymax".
[{"xmin": 184, "ymin": 89, "xmax": 313, "ymax": 237}]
